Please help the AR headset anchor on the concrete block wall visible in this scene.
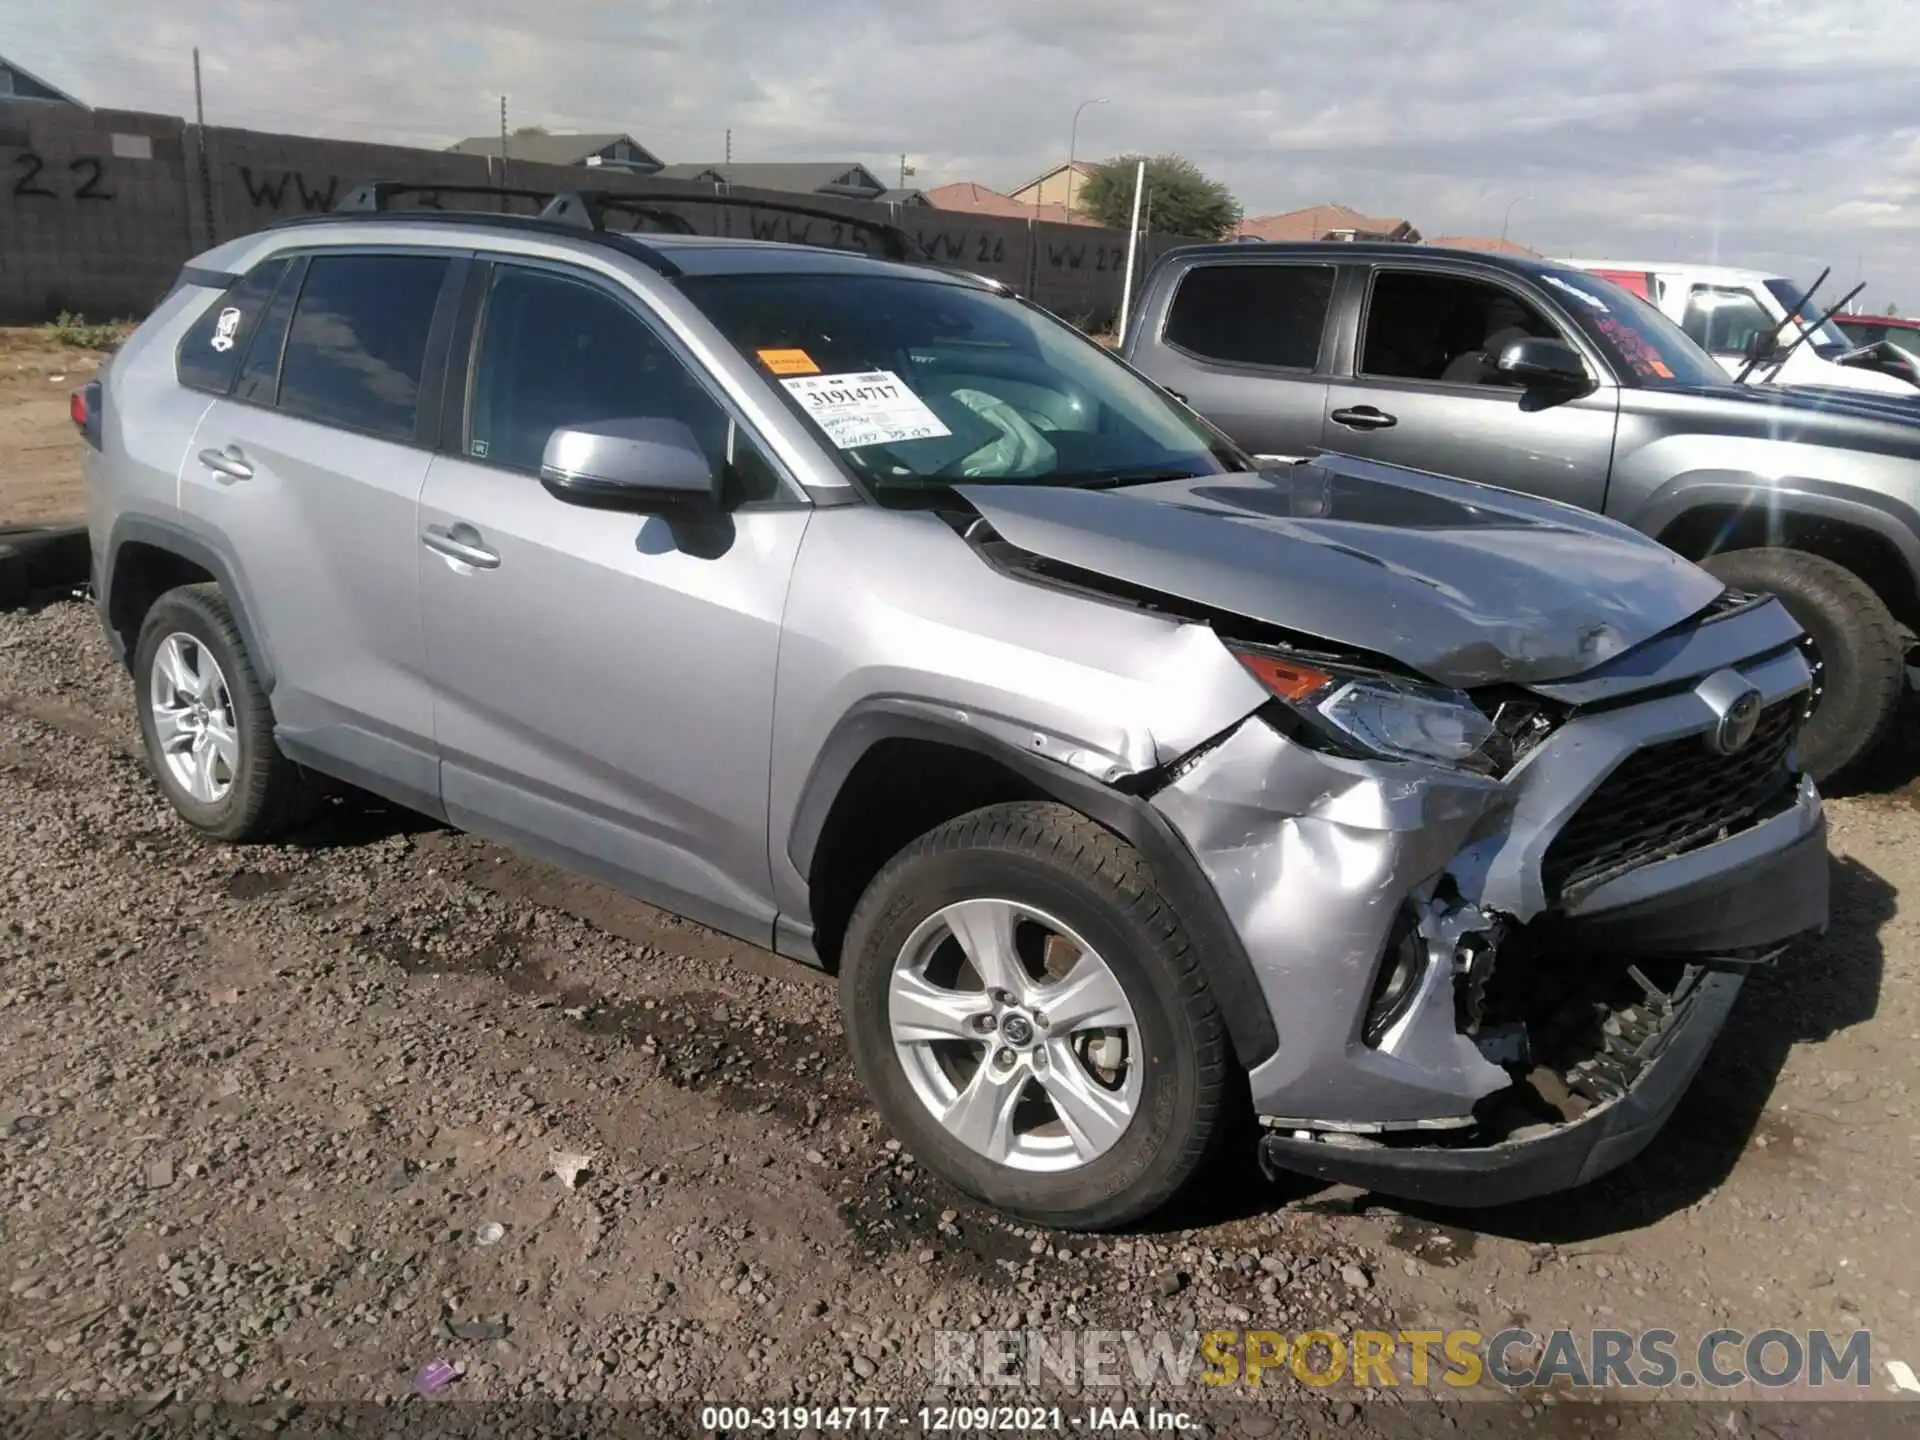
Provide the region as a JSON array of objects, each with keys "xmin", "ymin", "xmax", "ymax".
[
  {"xmin": 0, "ymin": 103, "xmax": 194, "ymax": 322},
  {"xmin": 3, "ymin": 101, "xmax": 1184, "ymax": 329}
]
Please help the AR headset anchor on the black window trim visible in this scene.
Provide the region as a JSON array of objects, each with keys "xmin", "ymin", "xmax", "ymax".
[
  {"xmin": 1154, "ymin": 258, "xmax": 1342, "ymax": 377},
  {"xmin": 263, "ymin": 243, "xmax": 470, "ymax": 451},
  {"xmin": 444, "ymin": 251, "xmax": 809, "ymax": 509},
  {"xmin": 228, "ymin": 254, "xmax": 310, "ymax": 411},
  {"xmin": 1351, "ymin": 261, "xmax": 1614, "ymax": 392}
]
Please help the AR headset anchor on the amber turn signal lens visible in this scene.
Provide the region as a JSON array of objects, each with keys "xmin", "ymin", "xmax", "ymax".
[{"xmin": 1234, "ymin": 651, "xmax": 1333, "ymax": 702}]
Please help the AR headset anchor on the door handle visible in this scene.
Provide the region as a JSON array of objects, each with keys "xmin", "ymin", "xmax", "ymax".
[
  {"xmin": 421, "ymin": 523, "xmax": 501, "ymax": 570},
  {"xmin": 197, "ymin": 445, "xmax": 253, "ymax": 480},
  {"xmin": 1329, "ymin": 406, "xmax": 1398, "ymax": 432}
]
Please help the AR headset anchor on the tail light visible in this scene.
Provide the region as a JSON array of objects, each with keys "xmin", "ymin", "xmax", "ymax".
[{"xmin": 71, "ymin": 380, "xmax": 103, "ymax": 450}]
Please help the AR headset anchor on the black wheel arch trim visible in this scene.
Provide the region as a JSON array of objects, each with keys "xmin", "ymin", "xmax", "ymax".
[
  {"xmin": 787, "ymin": 698, "xmax": 1281, "ymax": 1068},
  {"xmin": 102, "ymin": 514, "xmax": 279, "ymax": 691},
  {"xmin": 1636, "ymin": 472, "xmax": 1920, "ymax": 581}
]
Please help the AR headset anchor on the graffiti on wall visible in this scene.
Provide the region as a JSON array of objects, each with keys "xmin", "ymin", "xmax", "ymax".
[
  {"xmin": 237, "ymin": 168, "xmax": 340, "ymax": 212},
  {"xmin": 914, "ymin": 230, "xmax": 1013, "ymax": 266},
  {"xmin": 8, "ymin": 153, "xmax": 114, "ymax": 202},
  {"xmin": 1042, "ymin": 241, "xmax": 1128, "ymax": 273}
]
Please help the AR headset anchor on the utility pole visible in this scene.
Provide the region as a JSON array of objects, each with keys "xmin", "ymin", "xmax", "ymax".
[
  {"xmin": 192, "ymin": 48, "xmax": 214, "ymax": 244},
  {"xmin": 1065, "ymin": 97, "xmax": 1109, "ymax": 221},
  {"xmin": 726, "ymin": 128, "xmax": 733, "ymax": 163},
  {"xmin": 499, "ymin": 95, "xmax": 509, "ymax": 197},
  {"xmin": 1500, "ymin": 194, "xmax": 1532, "ymax": 244}
]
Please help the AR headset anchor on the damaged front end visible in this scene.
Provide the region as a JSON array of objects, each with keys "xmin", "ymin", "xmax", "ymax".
[
  {"xmin": 947, "ymin": 466, "xmax": 1831, "ymax": 1207},
  {"xmin": 1141, "ymin": 607, "xmax": 1828, "ymax": 1208}
]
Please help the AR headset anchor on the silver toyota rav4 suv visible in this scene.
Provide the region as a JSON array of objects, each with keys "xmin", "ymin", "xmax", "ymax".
[{"xmin": 78, "ymin": 191, "xmax": 1830, "ymax": 1229}]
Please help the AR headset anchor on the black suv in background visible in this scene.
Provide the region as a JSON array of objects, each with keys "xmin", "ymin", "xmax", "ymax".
[{"xmin": 1122, "ymin": 243, "xmax": 1920, "ymax": 781}]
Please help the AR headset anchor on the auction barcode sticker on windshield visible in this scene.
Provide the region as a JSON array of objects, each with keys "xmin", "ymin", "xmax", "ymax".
[{"xmin": 779, "ymin": 370, "xmax": 951, "ymax": 450}]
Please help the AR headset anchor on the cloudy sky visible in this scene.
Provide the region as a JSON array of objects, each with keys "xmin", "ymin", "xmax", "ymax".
[{"xmin": 9, "ymin": 0, "xmax": 1917, "ymax": 305}]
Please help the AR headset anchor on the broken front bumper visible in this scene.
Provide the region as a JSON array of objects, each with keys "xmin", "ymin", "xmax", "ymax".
[
  {"xmin": 1257, "ymin": 815, "xmax": 1825, "ymax": 1208},
  {"xmin": 1148, "ymin": 602, "xmax": 1827, "ymax": 1204}
]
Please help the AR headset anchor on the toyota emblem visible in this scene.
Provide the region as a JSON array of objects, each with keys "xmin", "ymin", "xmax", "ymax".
[{"xmin": 1696, "ymin": 670, "xmax": 1766, "ymax": 757}]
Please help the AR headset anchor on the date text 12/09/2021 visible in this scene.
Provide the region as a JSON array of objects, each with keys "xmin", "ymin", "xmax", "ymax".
[{"xmin": 699, "ymin": 1405, "xmax": 1196, "ymax": 1432}]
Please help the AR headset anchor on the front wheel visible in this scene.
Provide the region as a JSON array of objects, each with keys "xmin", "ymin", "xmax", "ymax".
[
  {"xmin": 1698, "ymin": 548, "xmax": 1904, "ymax": 783},
  {"xmin": 838, "ymin": 802, "xmax": 1232, "ymax": 1230}
]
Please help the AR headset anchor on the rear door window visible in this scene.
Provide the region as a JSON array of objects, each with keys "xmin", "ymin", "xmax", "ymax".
[
  {"xmin": 277, "ymin": 253, "xmax": 450, "ymax": 441},
  {"xmin": 176, "ymin": 259, "xmax": 291, "ymax": 396},
  {"xmin": 1162, "ymin": 264, "xmax": 1335, "ymax": 369}
]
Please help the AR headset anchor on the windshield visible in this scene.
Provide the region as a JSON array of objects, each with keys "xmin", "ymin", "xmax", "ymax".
[
  {"xmin": 1534, "ymin": 268, "xmax": 1729, "ymax": 388},
  {"xmin": 1763, "ymin": 278, "xmax": 1853, "ymax": 357},
  {"xmin": 676, "ymin": 273, "xmax": 1245, "ymax": 491}
]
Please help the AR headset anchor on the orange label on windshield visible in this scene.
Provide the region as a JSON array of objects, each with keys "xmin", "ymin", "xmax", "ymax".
[
  {"xmin": 1650, "ymin": 359, "xmax": 1674, "ymax": 378},
  {"xmin": 758, "ymin": 348, "xmax": 820, "ymax": 376}
]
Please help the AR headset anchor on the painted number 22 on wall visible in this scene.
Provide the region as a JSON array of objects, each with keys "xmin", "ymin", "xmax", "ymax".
[{"xmin": 10, "ymin": 153, "xmax": 114, "ymax": 202}]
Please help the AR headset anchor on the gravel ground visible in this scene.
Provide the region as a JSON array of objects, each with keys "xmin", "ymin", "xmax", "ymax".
[{"xmin": 2, "ymin": 595, "xmax": 1918, "ymax": 1435}]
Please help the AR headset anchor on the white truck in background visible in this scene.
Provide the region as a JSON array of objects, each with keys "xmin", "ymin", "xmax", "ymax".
[{"xmin": 1555, "ymin": 259, "xmax": 1919, "ymax": 397}]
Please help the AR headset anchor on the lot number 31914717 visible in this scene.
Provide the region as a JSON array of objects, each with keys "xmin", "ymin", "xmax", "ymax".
[{"xmin": 778, "ymin": 369, "xmax": 953, "ymax": 451}]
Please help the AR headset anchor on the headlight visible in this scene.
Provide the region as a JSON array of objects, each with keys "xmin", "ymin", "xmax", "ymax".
[{"xmin": 1229, "ymin": 644, "xmax": 1500, "ymax": 774}]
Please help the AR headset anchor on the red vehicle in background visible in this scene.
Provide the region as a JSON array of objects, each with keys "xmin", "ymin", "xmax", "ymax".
[
  {"xmin": 1836, "ymin": 312, "xmax": 1920, "ymax": 345},
  {"xmin": 1836, "ymin": 313, "xmax": 1920, "ymax": 387},
  {"xmin": 1587, "ymin": 267, "xmax": 1655, "ymax": 300}
]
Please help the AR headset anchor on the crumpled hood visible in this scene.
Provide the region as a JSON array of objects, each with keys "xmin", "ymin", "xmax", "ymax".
[{"xmin": 958, "ymin": 454, "xmax": 1724, "ymax": 687}]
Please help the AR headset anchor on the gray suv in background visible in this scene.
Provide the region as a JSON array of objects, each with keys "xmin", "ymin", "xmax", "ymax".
[
  {"xmin": 1122, "ymin": 243, "xmax": 1920, "ymax": 782},
  {"xmin": 79, "ymin": 191, "xmax": 1828, "ymax": 1227}
]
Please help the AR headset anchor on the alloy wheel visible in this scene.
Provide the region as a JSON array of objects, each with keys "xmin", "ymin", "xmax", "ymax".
[
  {"xmin": 888, "ymin": 898, "xmax": 1142, "ymax": 1173},
  {"xmin": 148, "ymin": 632, "xmax": 240, "ymax": 804}
]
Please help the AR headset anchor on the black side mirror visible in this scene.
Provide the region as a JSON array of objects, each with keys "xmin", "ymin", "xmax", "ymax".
[
  {"xmin": 540, "ymin": 418, "xmax": 722, "ymax": 513},
  {"xmin": 1495, "ymin": 337, "xmax": 1592, "ymax": 391}
]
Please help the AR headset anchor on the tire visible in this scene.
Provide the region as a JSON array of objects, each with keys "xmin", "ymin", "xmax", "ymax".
[
  {"xmin": 1698, "ymin": 548, "xmax": 1904, "ymax": 783},
  {"xmin": 838, "ymin": 801, "xmax": 1231, "ymax": 1230},
  {"xmin": 132, "ymin": 583, "xmax": 322, "ymax": 842}
]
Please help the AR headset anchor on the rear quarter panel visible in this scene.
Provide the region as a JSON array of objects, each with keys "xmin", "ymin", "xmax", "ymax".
[{"xmin": 88, "ymin": 286, "xmax": 222, "ymax": 574}]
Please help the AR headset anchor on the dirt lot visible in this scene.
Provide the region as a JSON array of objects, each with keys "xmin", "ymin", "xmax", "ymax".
[
  {"xmin": 2, "ymin": 327, "xmax": 1919, "ymax": 1432},
  {"xmin": 0, "ymin": 328, "xmax": 109, "ymax": 526}
]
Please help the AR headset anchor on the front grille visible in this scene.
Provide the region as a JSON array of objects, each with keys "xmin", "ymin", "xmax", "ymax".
[{"xmin": 1542, "ymin": 700, "xmax": 1801, "ymax": 903}]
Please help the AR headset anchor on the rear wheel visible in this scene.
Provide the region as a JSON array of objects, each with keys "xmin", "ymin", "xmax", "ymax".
[
  {"xmin": 838, "ymin": 802, "xmax": 1231, "ymax": 1230},
  {"xmin": 1699, "ymin": 548, "xmax": 1904, "ymax": 783},
  {"xmin": 133, "ymin": 584, "xmax": 322, "ymax": 842}
]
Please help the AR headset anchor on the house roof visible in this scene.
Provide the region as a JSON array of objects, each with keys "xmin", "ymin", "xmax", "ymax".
[
  {"xmin": 1011, "ymin": 160, "xmax": 1099, "ymax": 195},
  {"xmin": 447, "ymin": 132, "xmax": 664, "ymax": 169},
  {"xmin": 1426, "ymin": 235, "xmax": 1541, "ymax": 258},
  {"xmin": 656, "ymin": 162, "xmax": 887, "ymax": 197},
  {"xmin": 0, "ymin": 52, "xmax": 86, "ymax": 106},
  {"xmin": 1237, "ymin": 203, "xmax": 1420, "ymax": 243},
  {"xmin": 924, "ymin": 181, "xmax": 1094, "ymax": 225},
  {"xmin": 875, "ymin": 188, "xmax": 929, "ymax": 207}
]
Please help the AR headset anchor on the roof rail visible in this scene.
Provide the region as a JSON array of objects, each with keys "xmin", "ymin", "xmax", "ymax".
[
  {"xmin": 328, "ymin": 179, "xmax": 931, "ymax": 264},
  {"xmin": 303, "ymin": 182, "xmax": 682, "ymax": 277},
  {"xmin": 332, "ymin": 181, "xmax": 560, "ymax": 214},
  {"xmin": 539, "ymin": 187, "xmax": 930, "ymax": 262}
]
